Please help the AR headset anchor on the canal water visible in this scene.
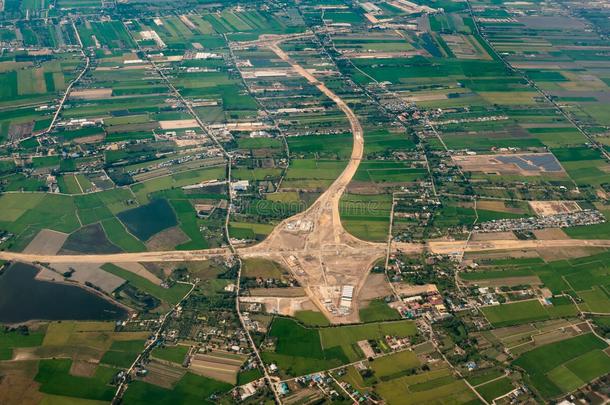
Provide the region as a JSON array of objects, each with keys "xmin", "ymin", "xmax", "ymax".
[{"xmin": 0, "ymin": 262, "xmax": 127, "ymax": 323}]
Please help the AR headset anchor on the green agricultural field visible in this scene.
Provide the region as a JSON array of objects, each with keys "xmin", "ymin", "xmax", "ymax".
[
  {"xmin": 35, "ymin": 359, "xmax": 116, "ymax": 401},
  {"xmin": 294, "ymin": 310, "xmax": 330, "ymax": 327},
  {"xmin": 101, "ymin": 263, "xmax": 190, "ymax": 305},
  {"xmin": 100, "ymin": 339, "xmax": 145, "ymax": 368},
  {"xmin": 359, "ymin": 299, "xmax": 401, "ymax": 323},
  {"xmin": 116, "ymin": 198, "xmax": 177, "ymax": 241},
  {"xmin": 101, "ymin": 218, "xmax": 146, "ymax": 253},
  {"xmin": 319, "ymin": 320, "xmax": 417, "ymax": 352},
  {"xmin": 513, "ymin": 333, "xmax": 608, "ymax": 398},
  {"xmin": 262, "ymin": 317, "xmax": 347, "ymax": 376},
  {"xmin": 123, "ymin": 373, "xmax": 232, "ymax": 404},
  {"xmin": 475, "ymin": 377, "xmax": 514, "ymax": 402},
  {"xmin": 242, "ymin": 258, "xmax": 286, "ymax": 279},
  {"xmin": 481, "ymin": 299, "xmax": 577, "ymax": 328},
  {"xmin": 370, "ymin": 350, "xmax": 420, "ymax": 378},
  {"xmin": 0, "ymin": 329, "xmax": 44, "ymax": 360},
  {"xmin": 375, "ymin": 367, "xmax": 478, "ymax": 405},
  {"xmin": 152, "ymin": 345, "xmax": 190, "ymax": 364}
]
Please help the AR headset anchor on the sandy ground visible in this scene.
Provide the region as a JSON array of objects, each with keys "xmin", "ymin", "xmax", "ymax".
[
  {"xmin": 476, "ymin": 200, "xmax": 525, "ymax": 214},
  {"xmin": 159, "ymin": 119, "xmax": 199, "ymax": 129},
  {"xmin": 532, "ymin": 228, "xmax": 569, "ymax": 240},
  {"xmin": 239, "ymin": 295, "xmax": 311, "ymax": 316},
  {"xmin": 461, "ymin": 275, "xmax": 542, "ymax": 287},
  {"xmin": 146, "ymin": 226, "xmax": 190, "ymax": 251},
  {"xmin": 49, "ymin": 263, "xmax": 125, "ymax": 293},
  {"xmin": 452, "ymin": 153, "xmax": 565, "ymax": 176},
  {"xmin": 23, "ymin": 229, "xmax": 68, "ymax": 255},
  {"xmin": 471, "ymin": 231, "xmax": 516, "ymax": 241},
  {"xmin": 70, "ymin": 88, "xmax": 112, "ymax": 99},
  {"xmin": 358, "ymin": 273, "xmax": 392, "ymax": 302},
  {"xmin": 529, "ymin": 200, "xmax": 581, "ymax": 216},
  {"xmin": 392, "ymin": 283, "xmax": 438, "ymax": 296}
]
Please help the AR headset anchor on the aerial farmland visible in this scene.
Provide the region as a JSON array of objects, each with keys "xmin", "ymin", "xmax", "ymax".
[{"xmin": 1, "ymin": 0, "xmax": 610, "ymax": 404}]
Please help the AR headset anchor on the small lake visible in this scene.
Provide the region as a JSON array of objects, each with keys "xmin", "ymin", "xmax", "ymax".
[{"xmin": 0, "ymin": 262, "xmax": 128, "ymax": 324}]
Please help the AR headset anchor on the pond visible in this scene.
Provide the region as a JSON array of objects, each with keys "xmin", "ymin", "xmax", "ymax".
[{"xmin": 0, "ymin": 262, "xmax": 127, "ymax": 323}]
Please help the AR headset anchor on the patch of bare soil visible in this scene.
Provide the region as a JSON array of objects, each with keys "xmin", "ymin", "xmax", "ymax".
[
  {"xmin": 358, "ymin": 273, "xmax": 392, "ymax": 303},
  {"xmin": 0, "ymin": 374, "xmax": 42, "ymax": 405},
  {"xmin": 536, "ymin": 246, "xmax": 607, "ymax": 261},
  {"xmin": 141, "ymin": 359, "xmax": 185, "ymax": 388},
  {"xmin": 23, "ymin": 229, "xmax": 69, "ymax": 255},
  {"xmin": 69, "ymin": 360, "xmax": 97, "ymax": 377},
  {"xmin": 145, "ymin": 226, "xmax": 190, "ymax": 251},
  {"xmin": 393, "ymin": 283, "xmax": 438, "ymax": 296},
  {"xmin": 471, "ymin": 231, "xmax": 516, "ymax": 241},
  {"xmin": 463, "ymin": 276, "xmax": 542, "ymax": 287},
  {"xmin": 532, "ymin": 228, "xmax": 569, "ymax": 240},
  {"xmin": 248, "ymin": 287, "xmax": 305, "ymax": 297},
  {"xmin": 189, "ymin": 352, "xmax": 245, "ymax": 384},
  {"xmin": 464, "ymin": 249, "xmax": 540, "ymax": 262},
  {"xmin": 8, "ymin": 121, "xmax": 34, "ymax": 142},
  {"xmin": 476, "ymin": 200, "xmax": 526, "ymax": 214},
  {"xmin": 70, "ymin": 88, "xmax": 112, "ymax": 99},
  {"xmin": 0, "ymin": 360, "xmax": 42, "ymax": 405},
  {"xmin": 529, "ymin": 200, "xmax": 581, "ymax": 216}
]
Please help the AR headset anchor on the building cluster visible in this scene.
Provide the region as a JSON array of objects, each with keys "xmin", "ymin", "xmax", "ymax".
[
  {"xmin": 475, "ymin": 209, "xmax": 605, "ymax": 233},
  {"xmin": 394, "ymin": 289, "xmax": 450, "ymax": 322}
]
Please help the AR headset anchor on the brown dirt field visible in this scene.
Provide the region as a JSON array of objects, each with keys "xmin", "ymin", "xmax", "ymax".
[
  {"xmin": 50, "ymin": 263, "xmax": 125, "ymax": 294},
  {"xmin": 23, "ymin": 229, "xmax": 68, "ymax": 255},
  {"xmin": 189, "ymin": 352, "xmax": 245, "ymax": 384},
  {"xmin": 536, "ymin": 246, "xmax": 606, "ymax": 261},
  {"xmin": 358, "ymin": 273, "xmax": 392, "ymax": 302},
  {"xmin": 574, "ymin": 322, "xmax": 591, "ymax": 333},
  {"xmin": 0, "ymin": 373, "xmax": 42, "ymax": 405},
  {"xmin": 471, "ymin": 231, "xmax": 516, "ymax": 241},
  {"xmin": 491, "ymin": 324, "xmax": 536, "ymax": 340},
  {"xmin": 393, "ymin": 283, "xmax": 438, "ymax": 296},
  {"xmin": 532, "ymin": 328, "xmax": 580, "ymax": 347},
  {"xmin": 452, "ymin": 153, "xmax": 565, "ymax": 176},
  {"xmin": 141, "ymin": 359, "xmax": 185, "ymax": 388},
  {"xmin": 242, "ymin": 258, "xmax": 287, "ymax": 279},
  {"xmin": 285, "ymin": 388, "xmax": 324, "ymax": 405},
  {"xmin": 464, "ymin": 250, "xmax": 541, "ymax": 262},
  {"xmin": 73, "ymin": 134, "xmax": 105, "ymax": 144},
  {"xmin": 32, "ymin": 345, "xmax": 104, "ymax": 362},
  {"xmin": 476, "ymin": 200, "xmax": 526, "ymax": 214},
  {"xmin": 240, "ymin": 296, "xmax": 311, "ymax": 316},
  {"xmin": 248, "ymin": 287, "xmax": 305, "ymax": 297},
  {"xmin": 463, "ymin": 276, "xmax": 542, "ymax": 287},
  {"xmin": 404, "ymin": 93, "xmax": 448, "ymax": 102},
  {"xmin": 529, "ymin": 200, "xmax": 581, "ymax": 216},
  {"xmin": 70, "ymin": 88, "xmax": 112, "ymax": 99},
  {"xmin": 532, "ymin": 228, "xmax": 569, "ymax": 240},
  {"xmin": 159, "ymin": 119, "xmax": 199, "ymax": 129},
  {"xmin": 146, "ymin": 226, "xmax": 190, "ymax": 251},
  {"xmin": 69, "ymin": 360, "xmax": 97, "ymax": 377}
]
